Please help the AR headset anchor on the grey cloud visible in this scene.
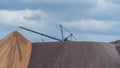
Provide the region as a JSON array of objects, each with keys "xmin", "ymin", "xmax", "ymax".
[{"xmin": 106, "ymin": 0, "xmax": 120, "ymax": 4}]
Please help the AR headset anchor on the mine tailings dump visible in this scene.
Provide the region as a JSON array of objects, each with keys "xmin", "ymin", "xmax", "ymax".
[
  {"xmin": 0, "ymin": 31, "xmax": 120, "ymax": 68},
  {"xmin": 28, "ymin": 42, "xmax": 120, "ymax": 68}
]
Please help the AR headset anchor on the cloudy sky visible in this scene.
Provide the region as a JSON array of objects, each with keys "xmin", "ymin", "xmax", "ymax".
[{"xmin": 0, "ymin": 0, "xmax": 120, "ymax": 42}]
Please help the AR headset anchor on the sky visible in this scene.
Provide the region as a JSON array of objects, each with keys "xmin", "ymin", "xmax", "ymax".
[{"xmin": 0, "ymin": 0, "xmax": 120, "ymax": 42}]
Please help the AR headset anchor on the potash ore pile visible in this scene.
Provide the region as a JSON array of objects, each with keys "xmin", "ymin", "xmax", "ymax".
[{"xmin": 0, "ymin": 31, "xmax": 120, "ymax": 68}]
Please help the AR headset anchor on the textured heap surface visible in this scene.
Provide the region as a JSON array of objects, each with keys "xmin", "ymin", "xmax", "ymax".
[
  {"xmin": 28, "ymin": 42, "xmax": 120, "ymax": 68},
  {"xmin": 0, "ymin": 31, "xmax": 31, "ymax": 68},
  {"xmin": 116, "ymin": 45, "xmax": 120, "ymax": 55},
  {"xmin": 111, "ymin": 40, "xmax": 120, "ymax": 55}
]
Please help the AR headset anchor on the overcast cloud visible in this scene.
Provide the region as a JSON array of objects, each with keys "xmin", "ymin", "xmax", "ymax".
[{"xmin": 0, "ymin": 0, "xmax": 120, "ymax": 42}]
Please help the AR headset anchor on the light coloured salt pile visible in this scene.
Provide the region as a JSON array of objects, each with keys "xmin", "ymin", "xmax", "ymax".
[
  {"xmin": 0, "ymin": 31, "xmax": 31, "ymax": 68},
  {"xmin": 28, "ymin": 42, "xmax": 120, "ymax": 68}
]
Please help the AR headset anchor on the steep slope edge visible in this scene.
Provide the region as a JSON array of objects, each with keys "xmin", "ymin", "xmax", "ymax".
[
  {"xmin": 0, "ymin": 31, "xmax": 32, "ymax": 68},
  {"xmin": 111, "ymin": 40, "xmax": 120, "ymax": 55}
]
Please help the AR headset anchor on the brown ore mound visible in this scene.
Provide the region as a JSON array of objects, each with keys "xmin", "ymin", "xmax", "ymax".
[
  {"xmin": 0, "ymin": 31, "xmax": 32, "ymax": 68},
  {"xmin": 28, "ymin": 42, "xmax": 120, "ymax": 68}
]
